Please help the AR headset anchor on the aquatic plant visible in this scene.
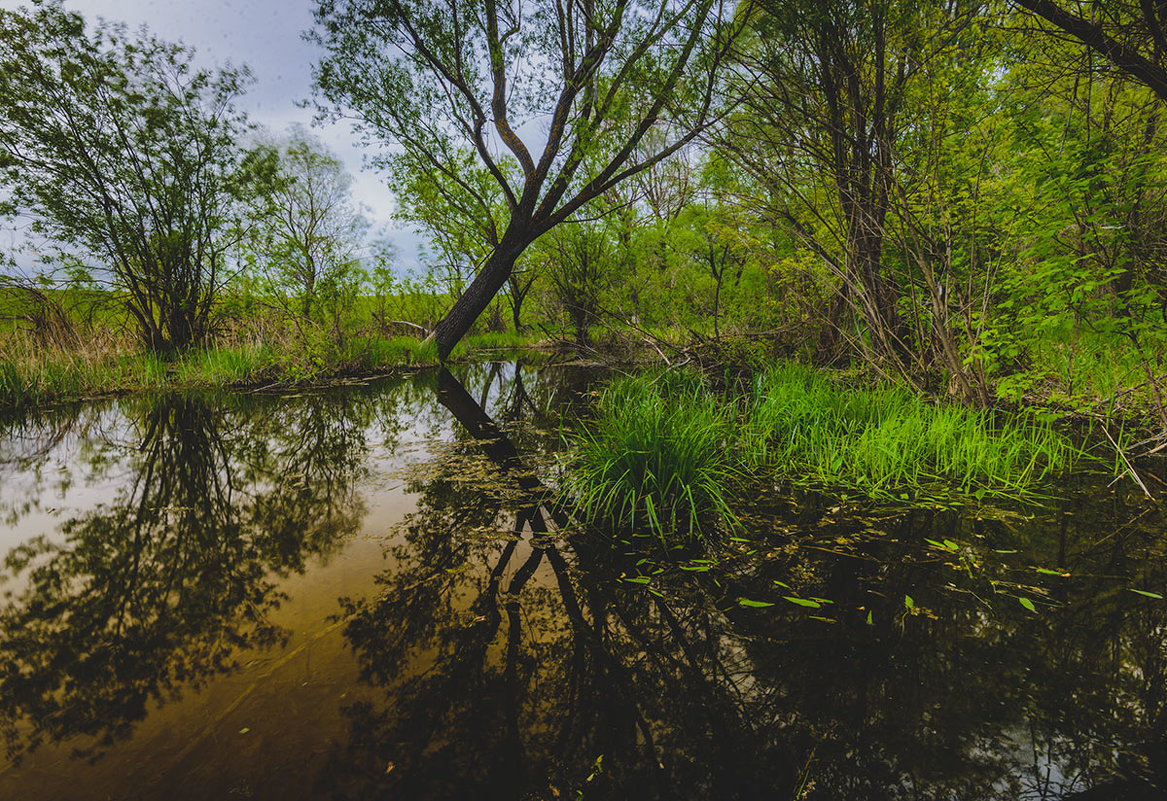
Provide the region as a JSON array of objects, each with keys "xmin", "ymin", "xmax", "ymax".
[
  {"xmin": 746, "ymin": 366, "xmax": 1073, "ymax": 502},
  {"xmin": 566, "ymin": 363, "xmax": 1084, "ymax": 541},
  {"xmin": 564, "ymin": 370, "xmax": 739, "ymax": 540},
  {"xmin": 747, "ymin": 363, "xmax": 1078, "ymax": 498}
]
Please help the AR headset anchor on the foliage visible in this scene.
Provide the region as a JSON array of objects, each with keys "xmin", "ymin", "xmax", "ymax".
[
  {"xmin": 0, "ymin": 0, "xmax": 252, "ymax": 352},
  {"xmin": 566, "ymin": 363, "xmax": 1084, "ymax": 541},
  {"xmin": 532, "ymin": 223, "xmax": 612, "ymax": 346},
  {"xmin": 245, "ymin": 125, "xmax": 368, "ymax": 322},
  {"xmin": 565, "ymin": 371, "xmax": 740, "ymax": 541}
]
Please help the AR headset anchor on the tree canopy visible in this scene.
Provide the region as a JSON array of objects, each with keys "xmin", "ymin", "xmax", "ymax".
[
  {"xmin": 311, "ymin": 0, "xmax": 750, "ymax": 358},
  {"xmin": 0, "ymin": 0, "xmax": 252, "ymax": 352}
]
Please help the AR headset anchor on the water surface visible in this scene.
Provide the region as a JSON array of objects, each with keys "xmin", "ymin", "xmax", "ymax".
[{"xmin": 0, "ymin": 362, "xmax": 1164, "ymax": 800}]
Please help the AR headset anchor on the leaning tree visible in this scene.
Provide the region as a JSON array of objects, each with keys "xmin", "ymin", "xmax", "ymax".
[
  {"xmin": 311, "ymin": 0, "xmax": 750, "ymax": 360},
  {"xmin": 0, "ymin": 0, "xmax": 251, "ymax": 353}
]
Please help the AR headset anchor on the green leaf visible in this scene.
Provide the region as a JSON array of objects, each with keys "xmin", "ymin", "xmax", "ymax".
[
  {"xmin": 1018, "ymin": 597, "xmax": 1036, "ymax": 613},
  {"xmin": 783, "ymin": 596, "xmax": 821, "ymax": 608},
  {"xmin": 737, "ymin": 598, "xmax": 775, "ymax": 608},
  {"xmin": 622, "ymin": 576, "xmax": 650, "ymax": 584},
  {"xmin": 904, "ymin": 595, "xmax": 915, "ymax": 609},
  {"xmin": 1128, "ymin": 589, "xmax": 1165, "ymax": 599}
]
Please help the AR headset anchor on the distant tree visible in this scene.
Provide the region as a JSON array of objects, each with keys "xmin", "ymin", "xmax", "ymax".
[
  {"xmin": 535, "ymin": 224, "xmax": 611, "ymax": 346},
  {"xmin": 311, "ymin": 0, "xmax": 750, "ymax": 360},
  {"xmin": 0, "ymin": 0, "xmax": 252, "ymax": 353},
  {"xmin": 248, "ymin": 126, "xmax": 367, "ymax": 321}
]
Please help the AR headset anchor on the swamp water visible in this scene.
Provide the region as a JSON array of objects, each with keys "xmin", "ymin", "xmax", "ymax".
[{"xmin": 0, "ymin": 362, "xmax": 1164, "ymax": 800}]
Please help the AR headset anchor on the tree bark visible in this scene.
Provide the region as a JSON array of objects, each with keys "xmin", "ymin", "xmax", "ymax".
[{"xmin": 432, "ymin": 246, "xmax": 521, "ymax": 360}]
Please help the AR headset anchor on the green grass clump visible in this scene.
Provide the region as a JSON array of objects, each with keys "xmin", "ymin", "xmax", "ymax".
[
  {"xmin": 171, "ymin": 345, "xmax": 273, "ymax": 386},
  {"xmin": 748, "ymin": 363, "xmax": 1077, "ymax": 498},
  {"xmin": 565, "ymin": 371, "xmax": 740, "ymax": 541},
  {"xmin": 566, "ymin": 362, "xmax": 1083, "ymax": 541},
  {"xmin": 0, "ymin": 360, "xmax": 35, "ymax": 409}
]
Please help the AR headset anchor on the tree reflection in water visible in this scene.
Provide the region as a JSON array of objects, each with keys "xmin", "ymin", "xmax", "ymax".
[
  {"xmin": 0, "ymin": 366, "xmax": 1165, "ymax": 799},
  {"xmin": 327, "ymin": 367, "xmax": 1167, "ymax": 801},
  {"xmin": 0, "ymin": 390, "xmax": 371, "ymax": 761}
]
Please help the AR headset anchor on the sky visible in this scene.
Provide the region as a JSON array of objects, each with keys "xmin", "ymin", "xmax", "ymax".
[{"xmin": 0, "ymin": 0, "xmax": 423, "ymax": 270}]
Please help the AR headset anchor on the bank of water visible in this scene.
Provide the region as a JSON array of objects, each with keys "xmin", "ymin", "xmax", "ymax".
[{"xmin": 0, "ymin": 361, "xmax": 1163, "ymax": 800}]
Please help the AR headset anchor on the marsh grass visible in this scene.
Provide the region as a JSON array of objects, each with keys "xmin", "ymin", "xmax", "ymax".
[
  {"xmin": 566, "ymin": 371, "xmax": 740, "ymax": 541},
  {"xmin": 748, "ymin": 363, "xmax": 1077, "ymax": 499},
  {"xmin": 0, "ymin": 328, "xmax": 548, "ymax": 410},
  {"xmin": 345, "ymin": 335, "xmax": 438, "ymax": 371},
  {"xmin": 567, "ymin": 363, "xmax": 1084, "ymax": 541},
  {"xmin": 458, "ymin": 330, "xmax": 531, "ymax": 352}
]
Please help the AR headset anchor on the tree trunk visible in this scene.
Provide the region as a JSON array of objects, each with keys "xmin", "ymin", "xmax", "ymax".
[
  {"xmin": 511, "ymin": 297, "xmax": 524, "ymax": 333},
  {"xmin": 432, "ymin": 247, "xmax": 520, "ymax": 361}
]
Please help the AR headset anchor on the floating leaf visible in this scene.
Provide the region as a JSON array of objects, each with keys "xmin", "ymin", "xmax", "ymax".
[
  {"xmin": 994, "ymin": 549, "xmax": 1019, "ymax": 554},
  {"xmin": 1128, "ymin": 589, "xmax": 1165, "ymax": 599},
  {"xmin": 738, "ymin": 598, "xmax": 775, "ymax": 608},
  {"xmin": 1019, "ymin": 597, "xmax": 1036, "ymax": 613},
  {"xmin": 622, "ymin": 576, "xmax": 650, "ymax": 584},
  {"xmin": 1035, "ymin": 567, "xmax": 1070, "ymax": 576},
  {"xmin": 783, "ymin": 596, "xmax": 821, "ymax": 608},
  {"xmin": 865, "ymin": 610, "xmax": 873, "ymax": 625},
  {"xmin": 773, "ymin": 580, "xmax": 791, "ymax": 589},
  {"xmin": 904, "ymin": 595, "xmax": 915, "ymax": 609}
]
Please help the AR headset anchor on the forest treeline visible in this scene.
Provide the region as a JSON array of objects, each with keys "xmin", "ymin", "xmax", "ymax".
[{"xmin": 1, "ymin": 0, "xmax": 1166, "ymax": 427}]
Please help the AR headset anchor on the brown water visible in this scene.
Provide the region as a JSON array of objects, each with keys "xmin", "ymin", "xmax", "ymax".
[{"xmin": 0, "ymin": 362, "xmax": 1164, "ymax": 800}]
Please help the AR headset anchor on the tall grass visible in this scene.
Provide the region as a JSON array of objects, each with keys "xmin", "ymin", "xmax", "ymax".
[
  {"xmin": 748, "ymin": 363, "xmax": 1077, "ymax": 499},
  {"xmin": 343, "ymin": 335, "xmax": 438, "ymax": 372},
  {"xmin": 565, "ymin": 371, "xmax": 740, "ymax": 540},
  {"xmin": 566, "ymin": 363, "xmax": 1083, "ymax": 541}
]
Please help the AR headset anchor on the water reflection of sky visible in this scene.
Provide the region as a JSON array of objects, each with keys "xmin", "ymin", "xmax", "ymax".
[{"xmin": 0, "ymin": 363, "xmax": 1163, "ymax": 800}]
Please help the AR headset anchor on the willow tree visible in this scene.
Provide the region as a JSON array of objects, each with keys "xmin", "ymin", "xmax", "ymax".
[
  {"xmin": 0, "ymin": 0, "xmax": 251, "ymax": 353},
  {"xmin": 311, "ymin": 0, "xmax": 749, "ymax": 360}
]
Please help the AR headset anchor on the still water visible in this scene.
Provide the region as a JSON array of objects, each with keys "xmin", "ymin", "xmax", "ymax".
[{"xmin": 0, "ymin": 362, "xmax": 1164, "ymax": 800}]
